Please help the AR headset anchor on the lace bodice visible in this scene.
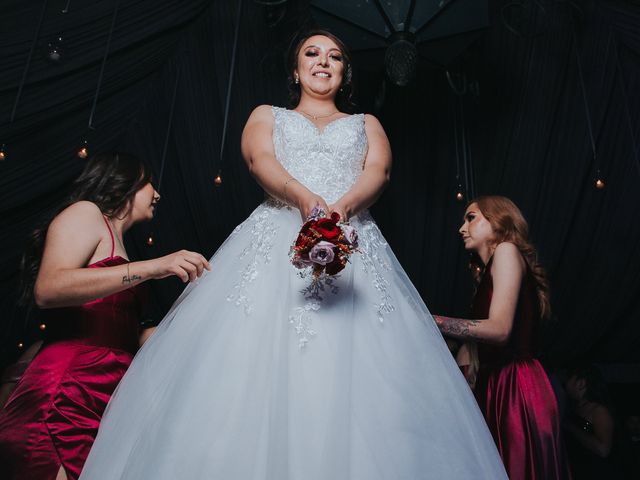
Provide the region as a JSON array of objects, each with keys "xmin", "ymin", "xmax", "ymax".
[{"xmin": 272, "ymin": 106, "xmax": 368, "ymax": 204}]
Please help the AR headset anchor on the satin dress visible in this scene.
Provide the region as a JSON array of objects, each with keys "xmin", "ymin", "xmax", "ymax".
[
  {"xmin": 473, "ymin": 256, "xmax": 571, "ymax": 479},
  {"xmin": 0, "ymin": 219, "xmax": 144, "ymax": 480}
]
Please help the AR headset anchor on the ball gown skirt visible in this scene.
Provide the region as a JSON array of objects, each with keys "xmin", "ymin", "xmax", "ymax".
[{"xmin": 80, "ymin": 108, "xmax": 507, "ymax": 479}]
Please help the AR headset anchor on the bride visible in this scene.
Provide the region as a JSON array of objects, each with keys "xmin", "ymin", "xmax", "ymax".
[{"xmin": 80, "ymin": 30, "xmax": 507, "ymax": 479}]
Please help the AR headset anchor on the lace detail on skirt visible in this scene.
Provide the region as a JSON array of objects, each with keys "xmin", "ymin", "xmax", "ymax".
[
  {"xmin": 357, "ymin": 214, "xmax": 395, "ymax": 322},
  {"xmin": 226, "ymin": 207, "xmax": 279, "ymax": 315},
  {"xmin": 289, "ymin": 276, "xmax": 340, "ymax": 348}
]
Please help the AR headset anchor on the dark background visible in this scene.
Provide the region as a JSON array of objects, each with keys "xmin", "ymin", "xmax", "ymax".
[{"xmin": 1, "ymin": 0, "xmax": 639, "ymax": 384}]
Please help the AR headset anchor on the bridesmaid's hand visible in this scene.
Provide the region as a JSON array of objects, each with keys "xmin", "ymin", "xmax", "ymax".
[{"xmin": 148, "ymin": 250, "xmax": 211, "ymax": 283}]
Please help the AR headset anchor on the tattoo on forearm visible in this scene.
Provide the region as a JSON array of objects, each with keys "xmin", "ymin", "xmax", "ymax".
[
  {"xmin": 122, "ymin": 263, "xmax": 141, "ymax": 285},
  {"xmin": 438, "ymin": 317, "xmax": 481, "ymax": 340},
  {"xmin": 122, "ymin": 274, "xmax": 142, "ymax": 285}
]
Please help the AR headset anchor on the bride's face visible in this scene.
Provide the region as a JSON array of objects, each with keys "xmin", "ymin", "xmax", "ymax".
[{"xmin": 295, "ymin": 35, "xmax": 344, "ymax": 99}]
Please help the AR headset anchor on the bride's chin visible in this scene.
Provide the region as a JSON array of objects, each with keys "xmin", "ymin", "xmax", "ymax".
[{"xmin": 306, "ymin": 86, "xmax": 338, "ymax": 97}]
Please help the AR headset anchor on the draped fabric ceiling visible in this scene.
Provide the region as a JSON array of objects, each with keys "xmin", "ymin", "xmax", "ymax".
[{"xmin": 1, "ymin": 0, "xmax": 639, "ymax": 370}]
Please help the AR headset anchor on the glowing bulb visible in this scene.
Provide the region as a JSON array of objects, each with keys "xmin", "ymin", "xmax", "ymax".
[
  {"xmin": 595, "ymin": 178, "xmax": 605, "ymax": 189},
  {"xmin": 39, "ymin": 323, "xmax": 47, "ymax": 331},
  {"xmin": 0, "ymin": 150, "xmax": 5, "ymax": 161},
  {"xmin": 18, "ymin": 342, "xmax": 24, "ymax": 349},
  {"xmin": 146, "ymin": 235, "xmax": 154, "ymax": 246},
  {"xmin": 456, "ymin": 191, "xmax": 464, "ymax": 201},
  {"xmin": 77, "ymin": 139, "xmax": 89, "ymax": 158},
  {"xmin": 214, "ymin": 173, "xmax": 223, "ymax": 187}
]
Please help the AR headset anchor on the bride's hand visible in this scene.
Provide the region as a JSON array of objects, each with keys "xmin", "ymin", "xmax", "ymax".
[
  {"xmin": 299, "ymin": 194, "xmax": 330, "ymax": 220},
  {"xmin": 328, "ymin": 202, "xmax": 349, "ymax": 222}
]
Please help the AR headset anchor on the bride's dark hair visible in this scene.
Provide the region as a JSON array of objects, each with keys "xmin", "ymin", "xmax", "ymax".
[
  {"xmin": 19, "ymin": 152, "xmax": 153, "ymax": 305},
  {"xmin": 286, "ymin": 29, "xmax": 356, "ymax": 113}
]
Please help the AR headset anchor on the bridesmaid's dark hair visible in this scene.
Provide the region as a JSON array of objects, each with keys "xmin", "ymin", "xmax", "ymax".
[
  {"xmin": 286, "ymin": 29, "xmax": 356, "ymax": 113},
  {"xmin": 19, "ymin": 152, "xmax": 153, "ymax": 305}
]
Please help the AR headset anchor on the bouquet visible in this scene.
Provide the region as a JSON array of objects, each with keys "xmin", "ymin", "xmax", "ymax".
[{"xmin": 290, "ymin": 207, "xmax": 358, "ymax": 277}]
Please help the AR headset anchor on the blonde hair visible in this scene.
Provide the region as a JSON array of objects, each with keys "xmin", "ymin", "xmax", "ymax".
[{"xmin": 471, "ymin": 195, "xmax": 551, "ymax": 319}]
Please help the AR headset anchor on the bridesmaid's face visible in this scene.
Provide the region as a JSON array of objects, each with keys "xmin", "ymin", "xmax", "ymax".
[
  {"xmin": 131, "ymin": 182, "xmax": 160, "ymax": 222},
  {"xmin": 295, "ymin": 35, "xmax": 344, "ymax": 98},
  {"xmin": 459, "ymin": 203, "xmax": 495, "ymax": 252}
]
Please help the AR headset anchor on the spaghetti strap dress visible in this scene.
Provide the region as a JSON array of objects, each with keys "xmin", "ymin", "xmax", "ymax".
[{"xmin": 0, "ymin": 217, "xmax": 144, "ymax": 480}]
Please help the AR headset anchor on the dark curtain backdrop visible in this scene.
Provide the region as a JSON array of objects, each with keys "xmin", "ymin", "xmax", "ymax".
[{"xmin": 1, "ymin": 0, "xmax": 639, "ymax": 369}]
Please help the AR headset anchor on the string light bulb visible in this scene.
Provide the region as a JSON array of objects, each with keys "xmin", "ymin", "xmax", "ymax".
[
  {"xmin": 455, "ymin": 189, "xmax": 464, "ymax": 202},
  {"xmin": 77, "ymin": 139, "xmax": 88, "ymax": 159},
  {"xmin": 594, "ymin": 168, "xmax": 605, "ymax": 189},
  {"xmin": 214, "ymin": 171, "xmax": 223, "ymax": 187},
  {"xmin": 17, "ymin": 342, "xmax": 24, "ymax": 349},
  {"xmin": 39, "ymin": 323, "xmax": 47, "ymax": 331},
  {"xmin": 146, "ymin": 234, "xmax": 154, "ymax": 246},
  {"xmin": 0, "ymin": 147, "xmax": 5, "ymax": 161}
]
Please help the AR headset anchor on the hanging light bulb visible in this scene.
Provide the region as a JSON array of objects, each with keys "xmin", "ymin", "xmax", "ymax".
[
  {"xmin": 455, "ymin": 185, "xmax": 464, "ymax": 202},
  {"xmin": 77, "ymin": 139, "xmax": 88, "ymax": 159},
  {"xmin": 146, "ymin": 234, "xmax": 155, "ymax": 246},
  {"xmin": 0, "ymin": 144, "xmax": 6, "ymax": 161},
  {"xmin": 39, "ymin": 323, "xmax": 47, "ymax": 331},
  {"xmin": 214, "ymin": 171, "xmax": 223, "ymax": 187},
  {"xmin": 594, "ymin": 169, "xmax": 605, "ymax": 189},
  {"xmin": 17, "ymin": 341, "xmax": 24, "ymax": 349}
]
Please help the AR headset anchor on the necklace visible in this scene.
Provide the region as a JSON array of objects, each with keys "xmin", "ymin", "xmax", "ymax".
[{"xmin": 298, "ymin": 109, "xmax": 339, "ymax": 120}]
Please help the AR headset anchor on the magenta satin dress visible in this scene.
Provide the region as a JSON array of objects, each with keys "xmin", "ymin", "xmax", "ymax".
[
  {"xmin": 0, "ymin": 220, "xmax": 143, "ymax": 480},
  {"xmin": 472, "ymin": 257, "xmax": 570, "ymax": 480}
]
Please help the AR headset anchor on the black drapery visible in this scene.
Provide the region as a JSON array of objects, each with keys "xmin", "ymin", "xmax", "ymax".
[{"xmin": 1, "ymin": 0, "xmax": 639, "ymax": 368}]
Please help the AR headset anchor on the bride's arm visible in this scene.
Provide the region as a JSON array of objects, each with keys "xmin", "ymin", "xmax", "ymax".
[
  {"xmin": 329, "ymin": 114, "xmax": 391, "ymax": 220},
  {"xmin": 434, "ymin": 243, "xmax": 525, "ymax": 345},
  {"xmin": 241, "ymin": 105, "xmax": 329, "ymax": 218}
]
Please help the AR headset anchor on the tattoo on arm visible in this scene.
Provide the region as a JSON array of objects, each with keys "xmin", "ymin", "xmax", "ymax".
[
  {"xmin": 122, "ymin": 264, "xmax": 141, "ymax": 285},
  {"xmin": 438, "ymin": 317, "xmax": 481, "ymax": 340},
  {"xmin": 122, "ymin": 274, "xmax": 142, "ymax": 285}
]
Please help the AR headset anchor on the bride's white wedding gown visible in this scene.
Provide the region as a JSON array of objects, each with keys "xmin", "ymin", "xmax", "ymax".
[{"xmin": 80, "ymin": 107, "xmax": 507, "ymax": 479}]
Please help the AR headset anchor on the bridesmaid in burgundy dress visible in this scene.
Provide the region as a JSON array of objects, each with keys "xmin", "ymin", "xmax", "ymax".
[
  {"xmin": 434, "ymin": 195, "xmax": 571, "ymax": 480},
  {"xmin": 0, "ymin": 153, "xmax": 210, "ymax": 480}
]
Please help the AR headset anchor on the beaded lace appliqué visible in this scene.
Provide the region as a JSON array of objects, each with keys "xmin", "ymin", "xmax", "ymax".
[
  {"xmin": 357, "ymin": 216, "xmax": 395, "ymax": 322},
  {"xmin": 289, "ymin": 275, "xmax": 340, "ymax": 348},
  {"xmin": 226, "ymin": 207, "xmax": 279, "ymax": 315}
]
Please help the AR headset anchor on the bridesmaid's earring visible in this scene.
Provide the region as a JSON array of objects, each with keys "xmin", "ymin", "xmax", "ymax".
[{"xmin": 295, "ymin": 74, "xmax": 299, "ymax": 84}]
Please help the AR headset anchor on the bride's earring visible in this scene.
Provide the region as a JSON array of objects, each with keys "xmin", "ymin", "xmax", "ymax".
[{"xmin": 294, "ymin": 74, "xmax": 299, "ymax": 84}]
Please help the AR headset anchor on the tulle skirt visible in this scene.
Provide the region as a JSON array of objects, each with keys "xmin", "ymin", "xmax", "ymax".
[{"xmin": 80, "ymin": 202, "xmax": 507, "ymax": 479}]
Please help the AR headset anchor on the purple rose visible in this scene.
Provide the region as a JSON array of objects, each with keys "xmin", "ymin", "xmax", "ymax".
[
  {"xmin": 308, "ymin": 241, "xmax": 336, "ymax": 266},
  {"xmin": 341, "ymin": 225, "xmax": 358, "ymax": 246},
  {"xmin": 291, "ymin": 256, "xmax": 313, "ymax": 269}
]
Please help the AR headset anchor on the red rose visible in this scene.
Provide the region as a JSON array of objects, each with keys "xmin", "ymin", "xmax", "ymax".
[
  {"xmin": 315, "ymin": 217, "xmax": 341, "ymax": 241},
  {"xmin": 325, "ymin": 258, "xmax": 346, "ymax": 276}
]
